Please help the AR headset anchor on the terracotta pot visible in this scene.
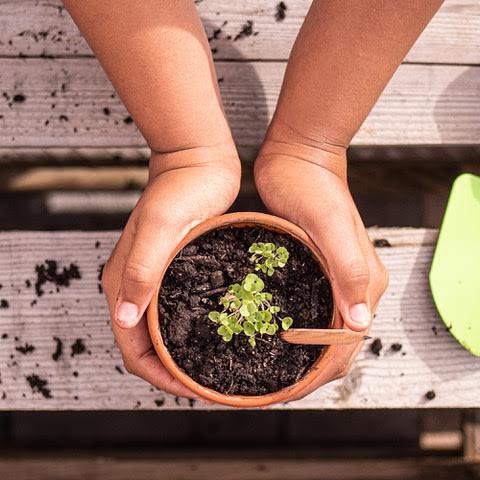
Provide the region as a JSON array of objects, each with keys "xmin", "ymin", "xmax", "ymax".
[{"xmin": 147, "ymin": 212, "xmax": 361, "ymax": 408}]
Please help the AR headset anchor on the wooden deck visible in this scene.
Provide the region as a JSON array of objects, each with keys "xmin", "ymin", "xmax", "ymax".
[
  {"xmin": 0, "ymin": 0, "xmax": 478, "ymax": 158},
  {"xmin": 0, "ymin": 228, "xmax": 479, "ymax": 410},
  {"xmin": 0, "ymin": 0, "xmax": 479, "ymax": 414}
]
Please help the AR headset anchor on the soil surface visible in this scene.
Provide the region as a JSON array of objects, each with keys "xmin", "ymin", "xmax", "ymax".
[{"xmin": 159, "ymin": 227, "xmax": 333, "ymax": 396}]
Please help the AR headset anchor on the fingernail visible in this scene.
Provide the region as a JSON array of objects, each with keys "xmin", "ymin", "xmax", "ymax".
[
  {"xmin": 116, "ymin": 301, "xmax": 139, "ymax": 327},
  {"xmin": 349, "ymin": 303, "xmax": 370, "ymax": 328}
]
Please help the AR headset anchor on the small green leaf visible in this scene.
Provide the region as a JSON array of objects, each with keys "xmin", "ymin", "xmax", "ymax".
[
  {"xmin": 217, "ymin": 325, "xmax": 228, "ymax": 336},
  {"xmin": 208, "ymin": 311, "xmax": 220, "ymax": 323},
  {"xmin": 266, "ymin": 324, "xmax": 277, "ymax": 335},
  {"xmin": 243, "ymin": 273, "xmax": 264, "ymax": 293},
  {"xmin": 248, "ymin": 337, "xmax": 256, "ymax": 348},
  {"xmin": 233, "ymin": 323, "xmax": 243, "ymax": 334},
  {"xmin": 239, "ymin": 303, "xmax": 250, "ymax": 317},
  {"xmin": 220, "ymin": 297, "xmax": 230, "ymax": 308},
  {"xmin": 244, "ymin": 321, "xmax": 255, "ymax": 336},
  {"xmin": 282, "ymin": 316, "xmax": 294, "ymax": 330}
]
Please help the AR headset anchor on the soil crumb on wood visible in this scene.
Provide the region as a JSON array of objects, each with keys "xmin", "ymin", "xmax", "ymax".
[
  {"xmin": 97, "ymin": 263, "xmax": 105, "ymax": 294},
  {"xmin": 234, "ymin": 20, "xmax": 256, "ymax": 41},
  {"xmin": 71, "ymin": 338, "xmax": 86, "ymax": 357},
  {"xmin": 425, "ymin": 390, "xmax": 436, "ymax": 400},
  {"xmin": 275, "ymin": 2, "xmax": 287, "ymax": 21},
  {"xmin": 15, "ymin": 343, "xmax": 35, "ymax": 355},
  {"xmin": 159, "ymin": 226, "xmax": 333, "ymax": 396},
  {"xmin": 26, "ymin": 374, "xmax": 52, "ymax": 398},
  {"xmin": 373, "ymin": 238, "xmax": 391, "ymax": 248},
  {"xmin": 13, "ymin": 94, "xmax": 26, "ymax": 103},
  {"xmin": 370, "ymin": 338, "xmax": 383, "ymax": 356},
  {"xmin": 0, "ymin": 299, "xmax": 9, "ymax": 308},
  {"xmin": 35, "ymin": 260, "xmax": 81, "ymax": 297},
  {"xmin": 52, "ymin": 337, "xmax": 63, "ymax": 361},
  {"xmin": 390, "ymin": 343, "xmax": 402, "ymax": 352}
]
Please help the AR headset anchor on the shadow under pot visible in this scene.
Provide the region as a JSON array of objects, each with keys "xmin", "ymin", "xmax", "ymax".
[{"xmin": 147, "ymin": 212, "xmax": 360, "ymax": 408}]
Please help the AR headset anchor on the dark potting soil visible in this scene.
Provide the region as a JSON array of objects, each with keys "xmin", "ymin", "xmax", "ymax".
[{"xmin": 158, "ymin": 227, "xmax": 333, "ymax": 396}]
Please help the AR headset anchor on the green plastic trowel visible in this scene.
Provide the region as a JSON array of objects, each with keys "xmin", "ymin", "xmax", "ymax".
[{"xmin": 429, "ymin": 173, "xmax": 480, "ymax": 357}]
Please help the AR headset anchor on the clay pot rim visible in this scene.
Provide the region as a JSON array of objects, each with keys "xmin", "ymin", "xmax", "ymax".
[{"xmin": 147, "ymin": 212, "xmax": 343, "ymax": 408}]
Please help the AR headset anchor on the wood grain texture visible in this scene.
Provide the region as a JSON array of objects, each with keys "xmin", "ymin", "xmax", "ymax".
[
  {"xmin": 0, "ymin": 60, "xmax": 479, "ymax": 149},
  {"xmin": 0, "ymin": 453, "xmax": 477, "ymax": 480},
  {"xmin": 0, "ymin": 228, "xmax": 480, "ymax": 411},
  {"xmin": 0, "ymin": 0, "xmax": 478, "ymax": 64}
]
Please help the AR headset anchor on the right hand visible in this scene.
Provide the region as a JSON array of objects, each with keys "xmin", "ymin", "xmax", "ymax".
[
  {"xmin": 102, "ymin": 144, "xmax": 240, "ymax": 398},
  {"xmin": 254, "ymin": 139, "xmax": 388, "ymax": 334}
]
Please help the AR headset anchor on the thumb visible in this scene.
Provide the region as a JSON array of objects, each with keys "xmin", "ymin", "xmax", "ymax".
[
  {"xmin": 307, "ymin": 212, "xmax": 371, "ymax": 332},
  {"xmin": 115, "ymin": 216, "xmax": 184, "ymax": 329}
]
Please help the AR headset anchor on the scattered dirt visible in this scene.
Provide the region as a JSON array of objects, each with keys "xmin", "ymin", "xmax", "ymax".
[
  {"xmin": 370, "ymin": 338, "xmax": 383, "ymax": 356},
  {"xmin": 52, "ymin": 337, "xmax": 63, "ymax": 361},
  {"xmin": 123, "ymin": 116, "xmax": 133, "ymax": 124},
  {"xmin": 234, "ymin": 20, "xmax": 256, "ymax": 41},
  {"xmin": 373, "ymin": 239, "xmax": 391, "ymax": 248},
  {"xmin": 34, "ymin": 260, "xmax": 81, "ymax": 297},
  {"xmin": 275, "ymin": 2, "xmax": 287, "ymax": 21},
  {"xmin": 0, "ymin": 299, "xmax": 9, "ymax": 308},
  {"xmin": 115, "ymin": 365, "xmax": 124, "ymax": 375},
  {"xmin": 71, "ymin": 338, "xmax": 86, "ymax": 357},
  {"xmin": 425, "ymin": 390, "xmax": 436, "ymax": 400},
  {"xmin": 97, "ymin": 263, "xmax": 105, "ymax": 294},
  {"xmin": 15, "ymin": 343, "xmax": 35, "ymax": 355},
  {"xmin": 26, "ymin": 374, "xmax": 52, "ymax": 399},
  {"xmin": 12, "ymin": 94, "xmax": 26, "ymax": 103},
  {"xmin": 390, "ymin": 343, "xmax": 402, "ymax": 352},
  {"xmin": 159, "ymin": 226, "xmax": 333, "ymax": 396}
]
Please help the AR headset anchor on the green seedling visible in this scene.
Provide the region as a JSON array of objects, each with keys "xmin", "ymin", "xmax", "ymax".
[
  {"xmin": 248, "ymin": 242, "xmax": 289, "ymax": 276},
  {"xmin": 208, "ymin": 242, "xmax": 294, "ymax": 348}
]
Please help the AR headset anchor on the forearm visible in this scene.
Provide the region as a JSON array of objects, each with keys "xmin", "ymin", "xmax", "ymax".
[
  {"xmin": 265, "ymin": 0, "xmax": 442, "ymax": 161},
  {"xmin": 62, "ymin": 0, "xmax": 233, "ymax": 158}
]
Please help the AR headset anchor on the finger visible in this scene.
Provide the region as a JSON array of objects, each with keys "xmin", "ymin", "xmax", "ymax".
[
  {"xmin": 111, "ymin": 316, "xmax": 199, "ymax": 398},
  {"xmin": 104, "ymin": 231, "xmax": 201, "ymax": 399},
  {"xmin": 297, "ymin": 193, "xmax": 371, "ymax": 331},
  {"xmin": 114, "ymin": 212, "xmax": 185, "ymax": 329},
  {"xmin": 358, "ymin": 226, "xmax": 389, "ymax": 314}
]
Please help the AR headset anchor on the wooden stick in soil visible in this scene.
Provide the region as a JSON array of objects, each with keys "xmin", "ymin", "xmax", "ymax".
[{"xmin": 280, "ymin": 329, "xmax": 370, "ymax": 346}]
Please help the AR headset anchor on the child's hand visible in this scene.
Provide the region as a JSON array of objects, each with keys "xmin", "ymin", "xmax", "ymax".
[
  {"xmin": 102, "ymin": 146, "xmax": 240, "ymax": 398},
  {"xmin": 254, "ymin": 140, "xmax": 388, "ymax": 332}
]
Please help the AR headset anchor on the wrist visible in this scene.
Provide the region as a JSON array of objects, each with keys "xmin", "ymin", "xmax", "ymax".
[
  {"xmin": 256, "ymin": 137, "xmax": 347, "ymax": 183},
  {"xmin": 149, "ymin": 138, "xmax": 241, "ymax": 179}
]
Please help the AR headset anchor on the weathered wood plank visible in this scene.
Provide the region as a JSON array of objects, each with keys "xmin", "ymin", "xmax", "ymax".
[
  {"xmin": 463, "ymin": 410, "xmax": 480, "ymax": 461},
  {"xmin": 0, "ymin": 0, "xmax": 479, "ymax": 64},
  {"xmin": 0, "ymin": 452, "xmax": 478, "ymax": 480},
  {"xmin": 0, "ymin": 60, "xmax": 479, "ymax": 149},
  {"xmin": 0, "ymin": 228, "xmax": 480, "ymax": 410}
]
